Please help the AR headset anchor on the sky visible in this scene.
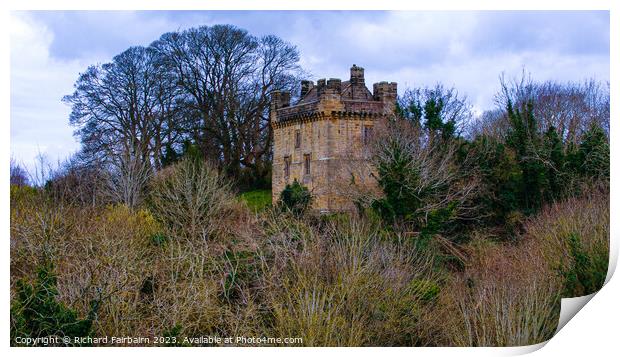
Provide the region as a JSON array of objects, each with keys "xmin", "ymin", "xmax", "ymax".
[{"xmin": 10, "ymin": 10, "xmax": 610, "ymax": 173}]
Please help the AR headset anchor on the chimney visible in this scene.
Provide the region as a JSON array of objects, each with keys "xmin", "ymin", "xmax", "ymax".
[{"xmin": 350, "ymin": 64, "xmax": 365, "ymax": 85}]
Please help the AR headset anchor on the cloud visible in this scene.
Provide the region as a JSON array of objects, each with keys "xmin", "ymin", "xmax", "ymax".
[
  {"xmin": 10, "ymin": 12, "xmax": 84, "ymax": 173},
  {"xmin": 10, "ymin": 10, "xmax": 610, "ymax": 171}
]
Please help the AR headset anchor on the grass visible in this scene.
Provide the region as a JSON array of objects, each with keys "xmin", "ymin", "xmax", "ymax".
[{"xmin": 239, "ymin": 189, "xmax": 272, "ymax": 213}]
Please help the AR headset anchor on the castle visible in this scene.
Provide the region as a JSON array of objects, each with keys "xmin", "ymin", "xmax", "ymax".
[{"xmin": 271, "ymin": 65, "xmax": 397, "ymax": 212}]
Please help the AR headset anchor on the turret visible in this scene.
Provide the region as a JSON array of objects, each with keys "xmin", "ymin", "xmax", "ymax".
[
  {"xmin": 271, "ymin": 90, "xmax": 291, "ymax": 110},
  {"xmin": 270, "ymin": 90, "xmax": 291, "ymax": 121},
  {"xmin": 317, "ymin": 78, "xmax": 342, "ymax": 99},
  {"xmin": 373, "ymin": 81, "xmax": 398, "ymax": 114}
]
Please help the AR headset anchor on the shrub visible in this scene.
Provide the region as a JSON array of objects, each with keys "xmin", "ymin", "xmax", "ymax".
[
  {"xmin": 369, "ymin": 118, "xmax": 478, "ymax": 238},
  {"xmin": 148, "ymin": 158, "xmax": 235, "ymax": 240},
  {"xmin": 150, "ymin": 232, "xmax": 168, "ymax": 246},
  {"xmin": 278, "ymin": 180, "xmax": 312, "ymax": 215},
  {"xmin": 562, "ymin": 233, "xmax": 607, "ymax": 297},
  {"xmin": 577, "ymin": 124, "xmax": 609, "ymax": 179},
  {"xmin": 260, "ymin": 215, "xmax": 441, "ymax": 346},
  {"xmin": 436, "ymin": 236, "xmax": 562, "ymax": 346},
  {"xmin": 219, "ymin": 250, "xmax": 259, "ymax": 304},
  {"xmin": 11, "ymin": 262, "xmax": 97, "ymax": 346},
  {"xmin": 434, "ymin": 187, "xmax": 609, "ymax": 346},
  {"xmin": 525, "ymin": 186, "xmax": 609, "ymax": 297}
]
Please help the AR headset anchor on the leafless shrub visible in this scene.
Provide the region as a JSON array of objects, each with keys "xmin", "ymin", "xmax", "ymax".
[
  {"xmin": 103, "ymin": 150, "xmax": 152, "ymax": 209},
  {"xmin": 43, "ymin": 154, "xmax": 109, "ymax": 207},
  {"xmin": 437, "ymin": 236, "xmax": 562, "ymax": 346},
  {"xmin": 260, "ymin": 214, "xmax": 441, "ymax": 346},
  {"xmin": 148, "ymin": 158, "xmax": 236, "ymax": 241},
  {"xmin": 434, "ymin": 187, "xmax": 609, "ymax": 346},
  {"xmin": 10, "ymin": 157, "xmax": 29, "ymax": 187}
]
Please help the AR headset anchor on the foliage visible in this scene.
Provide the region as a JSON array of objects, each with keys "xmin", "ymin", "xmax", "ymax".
[
  {"xmin": 577, "ymin": 124, "xmax": 609, "ymax": 179},
  {"xmin": 278, "ymin": 180, "xmax": 312, "ymax": 215},
  {"xmin": 11, "ymin": 262, "xmax": 97, "ymax": 346},
  {"xmin": 371, "ymin": 138, "xmax": 422, "ymax": 225},
  {"xmin": 397, "ymin": 84, "xmax": 472, "ymax": 139},
  {"xmin": 505, "ymin": 98, "xmax": 547, "ymax": 213},
  {"xmin": 369, "ymin": 117, "xmax": 477, "ymax": 241},
  {"xmin": 461, "ymin": 136, "xmax": 521, "ymax": 228},
  {"xmin": 561, "ymin": 233, "xmax": 607, "ymax": 297}
]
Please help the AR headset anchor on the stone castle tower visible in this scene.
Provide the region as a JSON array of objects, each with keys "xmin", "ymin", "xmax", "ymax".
[{"xmin": 271, "ymin": 65, "xmax": 397, "ymax": 212}]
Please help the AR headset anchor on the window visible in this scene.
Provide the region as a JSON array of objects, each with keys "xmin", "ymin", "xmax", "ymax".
[
  {"xmin": 284, "ymin": 156, "xmax": 291, "ymax": 177},
  {"xmin": 363, "ymin": 125, "xmax": 373, "ymax": 145},
  {"xmin": 295, "ymin": 130, "xmax": 301, "ymax": 148},
  {"xmin": 304, "ymin": 154, "xmax": 311, "ymax": 175}
]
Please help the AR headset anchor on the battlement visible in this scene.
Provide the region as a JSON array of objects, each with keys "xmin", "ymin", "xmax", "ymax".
[
  {"xmin": 271, "ymin": 64, "xmax": 397, "ymax": 125},
  {"xmin": 316, "ymin": 78, "xmax": 342, "ymax": 98},
  {"xmin": 270, "ymin": 90, "xmax": 291, "ymax": 110},
  {"xmin": 372, "ymin": 81, "xmax": 398, "ymax": 100},
  {"xmin": 271, "ymin": 64, "xmax": 397, "ymax": 212},
  {"xmin": 301, "ymin": 80, "xmax": 314, "ymax": 97}
]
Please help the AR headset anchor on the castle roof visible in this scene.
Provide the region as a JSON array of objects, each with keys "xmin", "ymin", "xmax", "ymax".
[
  {"xmin": 270, "ymin": 65, "xmax": 397, "ymax": 126},
  {"xmin": 296, "ymin": 80, "xmax": 373, "ymax": 105}
]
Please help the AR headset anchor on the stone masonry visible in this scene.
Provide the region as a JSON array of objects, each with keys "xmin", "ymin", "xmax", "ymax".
[{"xmin": 271, "ymin": 65, "xmax": 397, "ymax": 212}]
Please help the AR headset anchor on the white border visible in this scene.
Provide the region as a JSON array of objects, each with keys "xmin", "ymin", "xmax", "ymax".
[{"xmin": 2, "ymin": 1, "xmax": 617, "ymax": 356}]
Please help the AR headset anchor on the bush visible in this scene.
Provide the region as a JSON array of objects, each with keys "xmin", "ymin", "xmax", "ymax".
[
  {"xmin": 11, "ymin": 262, "xmax": 97, "ymax": 346},
  {"xmin": 525, "ymin": 185, "xmax": 609, "ymax": 297},
  {"xmin": 436, "ymin": 236, "xmax": 562, "ymax": 346},
  {"xmin": 278, "ymin": 180, "xmax": 312, "ymax": 215},
  {"xmin": 260, "ymin": 215, "xmax": 441, "ymax": 346},
  {"xmin": 577, "ymin": 124, "xmax": 609, "ymax": 179},
  {"xmin": 434, "ymin": 187, "xmax": 609, "ymax": 346},
  {"xmin": 562, "ymin": 233, "xmax": 607, "ymax": 297},
  {"xmin": 148, "ymin": 158, "xmax": 235, "ymax": 240}
]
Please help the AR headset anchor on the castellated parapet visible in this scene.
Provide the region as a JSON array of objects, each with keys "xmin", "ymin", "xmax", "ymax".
[{"xmin": 271, "ymin": 64, "xmax": 397, "ymax": 212}]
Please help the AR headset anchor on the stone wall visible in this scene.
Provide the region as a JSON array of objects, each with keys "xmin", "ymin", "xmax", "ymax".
[{"xmin": 271, "ymin": 65, "xmax": 396, "ymax": 212}]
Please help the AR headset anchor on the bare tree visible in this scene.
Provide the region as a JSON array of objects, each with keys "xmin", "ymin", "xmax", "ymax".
[
  {"xmin": 103, "ymin": 147, "xmax": 152, "ymax": 209},
  {"xmin": 64, "ymin": 46, "xmax": 183, "ymax": 206},
  {"xmin": 489, "ymin": 72, "xmax": 609, "ymax": 145},
  {"xmin": 367, "ymin": 117, "xmax": 480, "ymax": 231},
  {"xmin": 64, "ymin": 46, "xmax": 164, "ymax": 166},
  {"xmin": 150, "ymin": 25, "xmax": 302, "ymax": 180}
]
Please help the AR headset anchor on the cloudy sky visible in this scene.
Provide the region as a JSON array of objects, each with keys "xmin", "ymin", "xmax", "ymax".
[{"xmin": 10, "ymin": 10, "xmax": 609, "ymax": 172}]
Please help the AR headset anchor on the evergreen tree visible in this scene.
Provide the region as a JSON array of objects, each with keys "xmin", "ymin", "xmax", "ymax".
[
  {"xmin": 372, "ymin": 140, "xmax": 423, "ymax": 225},
  {"xmin": 578, "ymin": 124, "xmax": 609, "ymax": 179},
  {"xmin": 543, "ymin": 125, "xmax": 565, "ymax": 200},
  {"xmin": 506, "ymin": 99, "xmax": 547, "ymax": 213},
  {"xmin": 423, "ymin": 96, "xmax": 444, "ymax": 132}
]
